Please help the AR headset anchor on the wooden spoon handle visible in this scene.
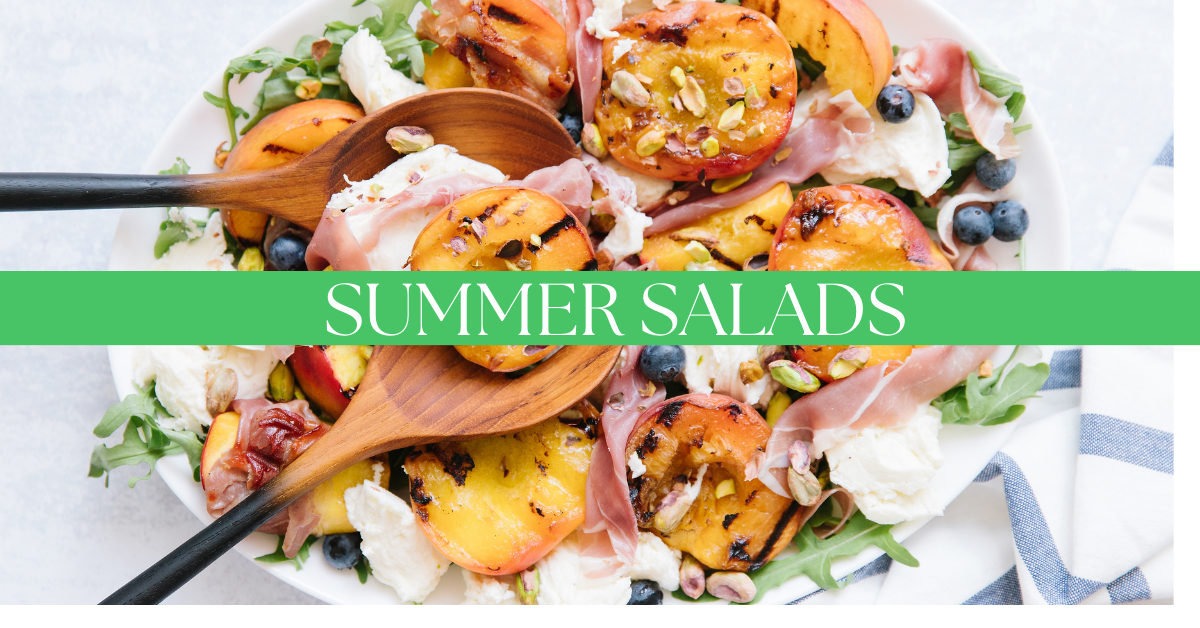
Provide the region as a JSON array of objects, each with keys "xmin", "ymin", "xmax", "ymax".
[{"xmin": 99, "ymin": 481, "xmax": 290, "ymax": 604}]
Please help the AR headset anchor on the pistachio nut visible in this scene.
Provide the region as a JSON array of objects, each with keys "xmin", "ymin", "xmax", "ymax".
[
  {"xmin": 386, "ymin": 126, "xmax": 435, "ymax": 155},
  {"xmin": 670, "ymin": 66, "xmax": 687, "ymax": 89},
  {"xmin": 743, "ymin": 253, "xmax": 769, "ymax": 271},
  {"xmin": 611, "ymin": 70, "xmax": 651, "ymax": 108},
  {"xmin": 706, "ymin": 571, "xmax": 756, "ymax": 603},
  {"xmin": 788, "ymin": 467, "xmax": 824, "ymax": 506},
  {"xmin": 516, "ymin": 567, "xmax": 539, "ymax": 605},
  {"xmin": 636, "ymin": 128, "xmax": 667, "ymax": 156},
  {"xmin": 700, "ymin": 136, "xmax": 720, "ymax": 158},
  {"xmin": 680, "ymin": 555, "xmax": 706, "ymax": 599},
  {"xmin": 829, "ymin": 346, "xmax": 872, "ymax": 379},
  {"xmin": 205, "ymin": 368, "xmax": 238, "ymax": 416},
  {"xmin": 711, "ymin": 172, "xmax": 752, "ymax": 194},
  {"xmin": 581, "ymin": 123, "xmax": 608, "ymax": 158},
  {"xmin": 769, "ymin": 360, "xmax": 822, "ymax": 393},
  {"xmin": 717, "ymin": 101, "xmax": 745, "ymax": 131},
  {"xmin": 590, "ymin": 212, "xmax": 617, "ymax": 234},
  {"xmin": 652, "ymin": 483, "xmax": 695, "ymax": 534},
  {"xmin": 268, "ymin": 362, "xmax": 296, "ymax": 403},
  {"xmin": 765, "ymin": 391, "xmax": 791, "ymax": 427},
  {"xmin": 738, "ymin": 359, "xmax": 764, "ymax": 384},
  {"xmin": 744, "ymin": 82, "xmax": 767, "ymax": 109},
  {"xmin": 746, "ymin": 122, "xmax": 766, "ymax": 139},
  {"xmin": 683, "ymin": 240, "xmax": 712, "ymax": 263},
  {"xmin": 979, "ymin": 359, "xmax": 994, "ymax": 378},
  {"xmin": 294, "ymin": 78, "xmax": 322, "ymax": 100},
  {"xmin": 238, "ymin": 247, "xmax": 265, "ymax": 272},
  {"xmin": 680, "ymin": 76, "xmax": 707, "ymax": 117},
  {"xmin": 714, "ymin": 478, "xmax": 736, "ymax": 500}
]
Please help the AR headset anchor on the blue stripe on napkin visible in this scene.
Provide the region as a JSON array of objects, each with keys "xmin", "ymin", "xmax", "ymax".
[
  {"xmin": 977, "ymin": 453, "xmax": 1105, "ymax": 604},
  {"xmin": 1154, "ymin": 136, "xmax": 1173, "ymax": 168},
  {"xmin": 1079, "ymin": 414, "xmax": 1173, "ymax": 475},
  {"xmin": 963, "ymin": 566, "xmax": 1023, "ymax": 605},
  {"xmin": 1040, "ymin": 349, "xmax": 1082, "ymax": 390},
  {"xmin": 1106, "ymin": 567, "xmax": 1152, "ymax": 604}
]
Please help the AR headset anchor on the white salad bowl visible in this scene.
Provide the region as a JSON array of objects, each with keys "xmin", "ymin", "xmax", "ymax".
[{"xmin": 107, "ymin": 0, "xmax": 1070, "ymax": 605}]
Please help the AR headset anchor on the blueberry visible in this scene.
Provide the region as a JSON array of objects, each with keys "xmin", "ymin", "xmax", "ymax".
[
  {"xmin": 268, "ymin": 233, "xmax": 309, "ymax": 271},
  {"xmin": 559, "ymin": 112, "xmax": 584, "ymax": 144},
  {"xmin": 876, "ymin": 85, "xmax": 915, "ymax": 123},
  {"xmin": 628, "ymin": 580, "xmax": 663, "ymax": 605},
  {"xmin": 952, "ymin": 206, "xmax": 994, "ymax": 246},
  {"xmin": 639, "ymin": 345, "xmax": 686, "ymax": 383},
  {"xmin": 990, "ymin": 200, "xmax": 1029, "ymax": 242},
  {"xmin": 975, "ymin": 153, "xmax": 1017, "ymax": 190},
  {"xmin": 322, "ymin": 533, "xmax": 362, "ymax": 570}
]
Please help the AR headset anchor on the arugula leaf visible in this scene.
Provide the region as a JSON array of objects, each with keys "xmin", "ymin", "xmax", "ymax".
[
  {"xmin": 933, "ymin": 348, "xmax": 1051, "ymax": 426},
  {"xmin": 968, "ymin": 51, "xmax": 1024, "ymax": 99},
  {"xmin": 673, "ymin": 511, "xmax": 917, "ymax": 604},
  {"xmin": 947, "ymin": 112, "xmax": 972, "ymax": 135},
  {"xmin": 1005, "ymin": 92, "xmax": 1026, "ymax": 122},
  {"xmin": 860, "ymin": 178, "xmax": 898, "ymax": 193},
  {"xmin": 89, "ymin": 385, "xmax": 204, "ymax": 487},
  {"xmin": 354, "ymin": 556, "xmax": 373, "ymax": 583},
  {"xmin": 152, "ymin": 159, "xmax": 207, "ymax": 258},
  {"xmin": 256, "ymin": 535, "xmax": 319, "ymax": 570},
  {"xmin": 793, "ymin": 46, "xmax": 826, "ymax": 85}
]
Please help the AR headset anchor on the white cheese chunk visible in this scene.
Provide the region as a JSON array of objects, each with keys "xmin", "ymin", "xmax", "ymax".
[
  {"xmin": 826, "ymin": 404, "xmax": 945, "ymax": 524},
  {"xmin": 462, "ymin": 571, "xmax": 520, "ymax": 605},
  {"xmin": 131, "ymin": 344, "xmax": 277, "ymax": 434},
  {"xmin": 601, "ymin": 156, "xmax": 673, "ymax": 206},
  {"xmin": 536, "ymin": 532, "xmax": 632, "ymax": 605},
  {"xmin": 597, "ymin": 199, "xmax": 653, "ymax": 261},
  {"xmin": 150, "ymin": 218, "xmax": 234, "ymax": 272},
  {"xmin": 682, "ymin": 345, "xmax": 777, "ymax": 408},
  {"xmin": 338, "ymin": 29, "xmax": 428, "ymax": 114},
  {"xmin": 629, "ymin": 532, "xmax": 682, "ymax": 591},
  {"xmin": 344, "ymin": 480, "xmax": 449, "ymax": 603}
]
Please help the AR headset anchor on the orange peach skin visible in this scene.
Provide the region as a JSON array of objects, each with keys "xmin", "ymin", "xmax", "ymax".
[
  {"xmin": 287, "ymin": 345, "xmax": 372, "ymax": 420},
  {"xmin": 744, "ymin": 0, "xmax": 892, "ymax": 108},
  {"xmin": 769, "ymin": 184, "xmax": 952, "ymax": 272},
  {"xmin": 221, "ymin": 99, "xmax": 364, "ymax": 243},
  {"xmin": 789, "ymin": 345, "xmax": 920, "ymax": 383}
]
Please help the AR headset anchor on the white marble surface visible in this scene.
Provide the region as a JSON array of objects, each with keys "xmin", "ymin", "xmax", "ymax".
[{"xmin": 0, "ymin": 0, "xmax": 1172, "ymax": 605}]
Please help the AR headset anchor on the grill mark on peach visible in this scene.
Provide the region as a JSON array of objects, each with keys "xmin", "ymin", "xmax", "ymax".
[
  {"xmin": 646, "ymin": 18, "xmax": 699, "ymax": 46},
  {"xmin": 261, "ymin": 143, "xmax": 302, "ymax": 156},
  {"xmin": 530, "ymin": 215, "xmax": 577, "ymax": 251},
  {"xmin": 722, "ymin": 513, "xmax": 739, "ymax": 529},
  {"xmin": 656, "ymin": 400, "xmax": 686, "ymax": 427},
  {"xmin": 486, "ymin": 4, "xmax": 525, "ymax": 24},
  {"xmin": 709, "ymin": 247, "xmax": 741, "ymax": 270},
  {"xmin": 748, "ymin": 500, "xmax": 801, "ymax": 569},
  {"xmin": 636, "ymin": 429, "xmax": 659, "ymax": 459}
]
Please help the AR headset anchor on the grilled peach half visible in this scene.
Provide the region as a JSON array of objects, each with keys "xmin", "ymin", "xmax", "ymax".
[
  {"xmin": 406, "ymin": 408, "xmax": 598, "ymax": 575},
  {"xmin": 410, "ymin": 186, "xmax": 596, "ymax": 372},
  {"xmin": 639, "ymin": 182, "xmax": 792, "ymax": 271},
  {"xmin": 626, "ymin": 394, "xmax": 801, "ymax": 571},
  {"xmin": 769, "ymin": 184, "xmax": 952, "ymax": 271},
  {"xmin": 222, "ymin": 99, "xmax": 364, "ymax": 244},
  {"xmin": 288, "ymin": 345, "xmax": 373, "ymax": 419},
  {"xmin": 596, "ymin": 2, "xmax": 797, "ymax": 181},
  {"xmin": 788, "ymin": 345, "xmax": 920, "ymax": 383}
]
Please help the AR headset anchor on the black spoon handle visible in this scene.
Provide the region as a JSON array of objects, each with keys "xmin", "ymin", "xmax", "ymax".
[
  {"xmin": 100, "ymin": 482, "xmax": 288, "ymax": 605},
  {"xmin": 0, "ymin": 173, "xmax": 223, "ymax": 211}
]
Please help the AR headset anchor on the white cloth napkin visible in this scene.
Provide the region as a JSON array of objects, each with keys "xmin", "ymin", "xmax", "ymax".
[{"xmin": 793, "ymin": 138, "xmax": 1175, "ymax": 605}]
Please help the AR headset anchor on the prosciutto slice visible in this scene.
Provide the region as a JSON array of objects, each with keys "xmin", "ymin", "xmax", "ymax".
[
  {"xmin": 645, "ymin": 90, "xmax": 872, "ymax": 236},
  {"xmin": 307, "ymin": 160, "xmax": 596, "ymax": 271},
  {"xmin": 579, "ymin": 346, "xmax": 665, "ymax": 574},
  {"xmin": 758, "ymin": 345, "xmax": 997, "ymax": 497},
  {"xmin": 203, "ymin": 399, "xmax": 329, "ymax": 557},
  {"xmin": 568, "ymin": 0, "xmax": 603, "ymax": 122},
  {"xmin": 899, "ymin": 39, "xmax": 1021, "ymax": 160}
]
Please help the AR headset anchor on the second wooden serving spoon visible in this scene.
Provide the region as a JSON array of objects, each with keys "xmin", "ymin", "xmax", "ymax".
[
  {"xmin": 101, "ymin": 344, "xmax": 620, "ymax": 604},
  {"xmin": 0, "ymin": 88, "xmax": 580, "ymax": 227}
]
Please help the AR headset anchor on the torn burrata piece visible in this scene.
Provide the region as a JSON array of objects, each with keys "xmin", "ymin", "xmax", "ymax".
[
  {"xmin": 826, "ymin": 403, "xmax": 945, "ymax": 524},
  {"xmin": 344, "ymin": 478, "xmax": 449, "ymax": 603},
  {"xmin": 597, "ymin": 195, "xmax": 654, "ymax": 261},
  {"xmin": 131, "ymin": 344, "xmax": 277, "ymax": 433},
  {"xmin": 628, "ymin": 531, "xmax": 682, "ymax": 590},
  {"xmin": 536, "ymin": 532, "xmax": 633, "ymax": 604},
  {"xmin": 682, "ymin": 345, "xmax": 777, "ymax": 408},
  {"xmin": 601, "ymin": 157, "xmax": 673, "ymax": 207},
  {"xmin": 338, "ymin": 29, "xmax": 428, "ymax": 114},
  {"xmin": 462, "ymin": 571, "xmax": 520, "ymax": 605},
  {"xmin": 150, "ymin": 218, "xmax": 234, "ymax": 272},
  {"xmin": 327, "ymin": 144, "xmax": 506, "ymax": 270}
]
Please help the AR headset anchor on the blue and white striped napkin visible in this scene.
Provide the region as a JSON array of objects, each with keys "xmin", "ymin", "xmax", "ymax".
[{"xmin": 794, "ymin": 138, "xmax": 1175, "ymax": 605}]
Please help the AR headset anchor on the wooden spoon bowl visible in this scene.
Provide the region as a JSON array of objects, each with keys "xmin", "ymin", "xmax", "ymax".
[
  {"xmin": 103, "ymin": 344, "xmax": 620, "ymax": 604},
  {"xmin": 0, "ymin": 88, "xmax": 581, "ymax": 230}
]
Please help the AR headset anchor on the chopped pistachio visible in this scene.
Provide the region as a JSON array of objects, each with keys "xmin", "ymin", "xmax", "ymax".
[
  {"xmin": 769, "ymin": 360, "xmax": 821, "ymax": 393},
  {"xmin": 738, "ymin": 359, "xmax": 764, "ymax": 384},
  {"xmin": 711, "ymin": 172, "xmax": 752, "ymax": 194},
  {"xmin": 979, "ymin": 359, "xmax": 994, "ymax": 377},
  {"xmin": 635, "ymin": 72, "xmax": 653, "ymax": 85},
  {"xmin": 744, "ymin": 82, "xmax": 767, "ymax": 109},
  {"xmin": 238, "ymin": 247, "xmax": 265, "ymax": 271},
  {"xmin": 765, "ymin": 391, "xmax": 791, "ymax": 427},
  {"xmin": 683, "ymin": 240, "xmax": 711, "ymax": 262},
  {"xmin": 386, "ymin": 126, "xmax": 435, "ymax": 154},
  {"xmin": 611, "ymin": 70, "xmax": 651, "ymax": 107},
  {"xmin": 773, "ymin": 147, "xmax": 793, "ymax": 164},
  {"xmin": 746, "ymin": 122, "xmax": 766, "ymax": 139},
  {"xmin": 670, "ymin": 65, "xmax": 687, "ymax": 88},
  {"xmin": 590, "ymin": 212, "xmax": 617, "ymax": 233},
  {"xmin": 625, "ymin": 118, "xmax": 633, "ymax": 131},
  {"xmin": 581, "ymin": 123, "xmax": 608, "ymax": 158},
  {"xmin": 516, "ymin": 568, "xmax": 539, "ymax": 605},
  {"xmin": 636, "ymin": 128, "xmax": 667, "ymax": 156},
  {"xmin": 829, "ymin": 346, "xmax": 871, "ymax": 379},
  {"xmin": 714, "ymin": 478, "xmax": 736, "ymax": 499},
  {"xmin": 680, "ymin": 76, "xmax": 707, "ymax": 117},
  {"xmin": 530, "ymin": 233, "xmax": 542, "ymax": 247},
  {"xmin": 294, "ymin": 78, "xmax": 322, "ymax": 100},
  {"xmin": 717, "ymin": 101, "xmax": 745, "ymax": 131},
  {"xmin": 205, "ymin": 368, "xmax": 238, "ymax": 416},
  {"xmin": 268, "ymin": 362, "xmax": 295, "ymax": 403},
  {"xmin": 700, "ymin": 136, "xmax": 720, "ymax": 158}
]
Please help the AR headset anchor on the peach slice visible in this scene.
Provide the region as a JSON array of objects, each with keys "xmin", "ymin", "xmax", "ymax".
[
  {"xmin": 769, "ymin": 184, "xmax": 952, "ymax": 272},
  {"xmin": 200, "ymin": 411, "xmax": 241, "ymax": 489},
  {"xmin": 744, "ymin": 0, "xmax": 893, "ymax": 108},
  {"xmin": 788, "ymin": 345, "xmax": 919, "ymax": 383},
  {"xmin": 406, "ymin": 409, "xmax": 598, "ymax": 575},
  {"xmin": 221, "ymin": 99, "xmax": 364, "ymax": 244},
  {"xmin": 287, "ymin": 345, "xmax": 374, "ymax": 419},
  {"xmin": 312, "ymin": 458, "xmax": 391, "ymax": 536}
]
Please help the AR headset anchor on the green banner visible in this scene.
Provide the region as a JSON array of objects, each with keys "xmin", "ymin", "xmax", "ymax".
[{"xmin": 2, "ymin": 271, "xmax": 1197, "ymax": 345}]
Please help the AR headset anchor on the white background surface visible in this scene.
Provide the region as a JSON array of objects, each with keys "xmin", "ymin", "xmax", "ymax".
[{"xmin": 0, "ymin": 0, "xmax": 1172, "ymax": 604}]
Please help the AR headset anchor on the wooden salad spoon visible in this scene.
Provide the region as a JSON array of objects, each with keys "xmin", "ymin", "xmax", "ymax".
[
  {"xmin": 0, "ymin": 88, "xmax": 580, "ymax": 227},
  {"xmin": 102, "ymin": 344, "xmax": 620, "ymax": 604}
]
